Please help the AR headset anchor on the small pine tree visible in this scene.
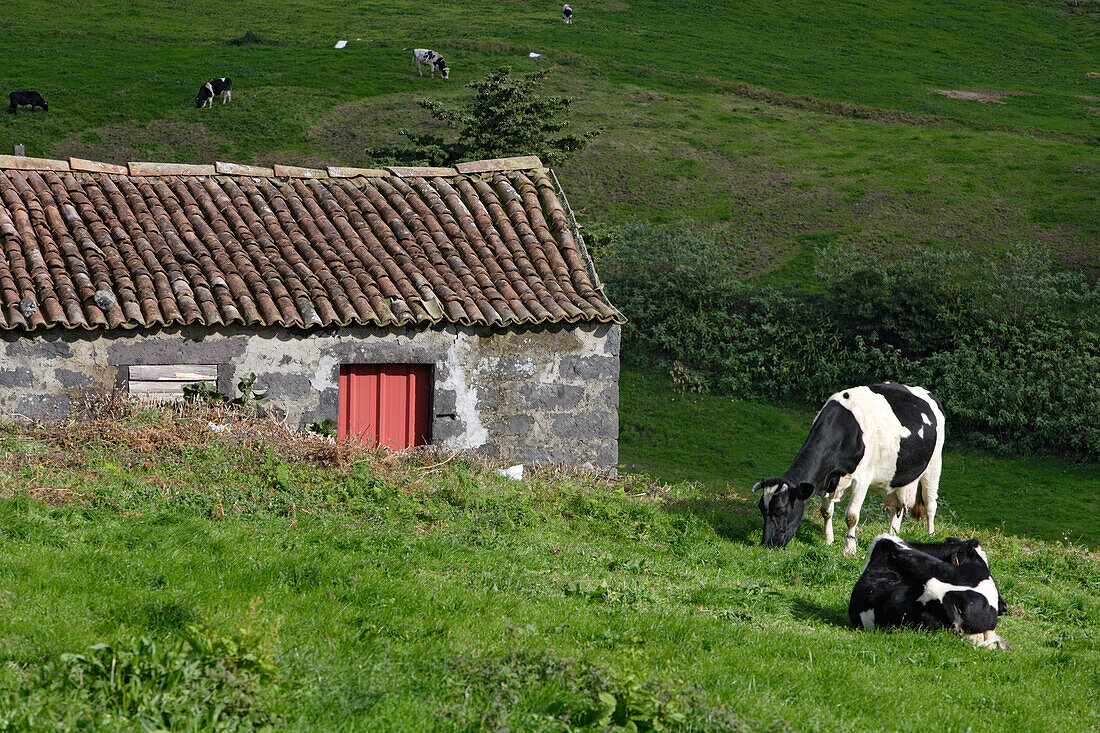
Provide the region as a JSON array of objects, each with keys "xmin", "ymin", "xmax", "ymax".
[{"xmin": 370, "ymin": 67, "xmax": 597, "ymax": 166}]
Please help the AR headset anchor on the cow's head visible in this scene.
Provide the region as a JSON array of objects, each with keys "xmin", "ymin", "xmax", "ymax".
[
  {"xmin": 956, "ymin": 539, "xmax": 1009, "ymax": 616},
  {"xmin": 753, "ymin": 478, "xmax": 814, "ymax": 548},
  {"xmin": 436, "ymin": 59, "xmax": 450, "ymax": 79}
]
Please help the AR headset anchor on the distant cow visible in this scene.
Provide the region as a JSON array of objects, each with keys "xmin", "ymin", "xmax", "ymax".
[
  {"xmin": 754, "ymin": 383, "xmax": 945, "ymax": 555},
  {"xmin": 8, "ymin": 91, "xmax": 48, "ymax": 114},
  {"xmin": 411, "ymin": 48, "xmax": 449, "ymax": 79},
  {"xmin": 195, "ymin": 77, "xmax": 232, "ymax": 108},
  {"xmin": 850, "ymin": 534, "xmax": 1008, "ymax": 648},
  {"xmin": 563, "ymin": 4, "xmax": 573, "ymax": 23}
]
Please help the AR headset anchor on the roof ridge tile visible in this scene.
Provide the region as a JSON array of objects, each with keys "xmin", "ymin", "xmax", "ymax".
[
  {"xmin": 273, "ymin": 164, "xmax": 328, "ymax": 179},
  {"xmin": 215, "ymin": 161, "xmax": 276, "ymax": 177},
  {"xmin": 129, "ymin": 161, "xmax": 216, "ymax": 176},
  {"xmin": 328, "ymin": 165, "xmax": 388, "ymax": 178},
  {"xmin": 0, "ymin": 154, "xmax": 71, "ymax": 172},
  {"xmin": 69, "ymin": 157, "xmax": 128, "ymax": 175},
  {"xmin": 384, "ymin": 165, "xmax": 459, "ymax": 178},
  {"xmin": 454, "ymin": 156, "xmax": 543, "ymax": 174}
]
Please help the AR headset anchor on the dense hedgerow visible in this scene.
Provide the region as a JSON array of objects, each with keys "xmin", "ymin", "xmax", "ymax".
[{"xmin": 599, "ymin": 222, "xmax": 1100, "ymax": 459}]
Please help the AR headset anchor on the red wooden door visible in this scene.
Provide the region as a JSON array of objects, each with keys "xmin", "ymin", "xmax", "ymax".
[{"xmin": 338, "ymin": 364, "xmax": 431, "ymax": 449}]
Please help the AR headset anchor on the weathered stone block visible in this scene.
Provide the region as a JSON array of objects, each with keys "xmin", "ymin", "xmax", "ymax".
[
  {"xmin": 434, "ymin": 389, "xmax": 458, "ymax": 416},
  {"xmin": 16, "ymin": 394, "xmax": 70, "ymax": 419},
  {"xmin": 519, "ymin": 383, "xmax": 584, "ymax": 410},
  {"xmin": 0, "ymin": 367, "xmax": 33, "ymax": 388},
  {"xmin": 56, "ymin": 368, "xmax": 94, "ymax": 388},
  {"xmin": 596, "ymin": 441, "xmax": 618, "ymax": 468},
  {"xmin": 258, "ymin": 372, "xmax": 313, "ymax": 399},
  {"xmin": 602, "ymin": 324, "xmax": 621, "ymax": 356},
  {"xmin": 497, "ymin": 415, "xmax": 534, "ymax": 435},
  {"xmin": 559, "ymin": 355, "xmax": 617, "ymax": 381},
  {"xmin": 552, "ymin": 411, "xmax": 617, "ymax": 438}
]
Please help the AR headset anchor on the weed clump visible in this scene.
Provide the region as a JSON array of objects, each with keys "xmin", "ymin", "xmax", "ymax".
[
  {"xmin": 438, "ymin": 652, "xmax": 748, "ymax": 731},
  {"xmin": 0, "ymin": 603, "xmax": 282, "ymax": 730}
]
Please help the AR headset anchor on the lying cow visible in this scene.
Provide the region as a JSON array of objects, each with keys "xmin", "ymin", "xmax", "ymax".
[
  {"xmin": 563, "ymin": 4, "xmax": 574, "ymax": 23},
  {"xmin": 195, "ymin": 77, "xmax": 232, "ymax": 108},
  {"xmin": 412, "ymin": 48, "xmax": 449, "ymax": 79},
  {"xmin": 754, "ymin": 383, "xmax": 945, "ymax": 554},
  {"xmin": 850, "ymin": 534, "xmax": 1008, "ymax": 648},
  {"xmin": 8, "ymin": 90, "xmax": 48, "ymax": 114}
]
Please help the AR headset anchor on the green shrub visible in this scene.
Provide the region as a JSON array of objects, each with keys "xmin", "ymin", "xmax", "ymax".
[
  {"xmin": 913, "ymin": 320, "xmax": 1100, "ymax": 458},
  {"xmin": 600, "ymin": 222, "xmax": 1100, "ymax": 459}
]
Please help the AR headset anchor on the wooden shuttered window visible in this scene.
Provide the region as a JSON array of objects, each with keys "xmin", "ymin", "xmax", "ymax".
[
  {"xmin": 127, "ymin": 364, "xmax": 218, "ymax": 402},
  {"xmin": 338, "ymin": 364, "xmax": 431, "ymax": 449}
]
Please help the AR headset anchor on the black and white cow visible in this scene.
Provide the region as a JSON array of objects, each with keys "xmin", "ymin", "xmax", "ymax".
[
  {"xmin": 195, "ymin": 77, "xmax": 232, "ymax": 108},
  {"xmin": 412, "ymin": 48, "xmax": 449, "ymax": 79},
  {"xmin": 754, "ymin": 383, "xmax": 945, "ymax": 555},
  {"xmin": 850, "ymin": 534, "xmax": 1008, "ymax": 648},
  {"xmin": 563, "ymin": 4, "xmax": 574, "ymax": 23},
  {"xmin": 8, "ymin": 91, "xmax": 48, "ymax": 114}
]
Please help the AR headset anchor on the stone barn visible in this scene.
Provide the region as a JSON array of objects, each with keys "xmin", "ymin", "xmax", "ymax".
[{"xmin": 0, "ymin": 154, "xmax": 623, "ymax": 468}]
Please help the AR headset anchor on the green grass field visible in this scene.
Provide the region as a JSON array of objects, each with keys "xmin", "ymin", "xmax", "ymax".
[
  {"xmin": 2, "ymin": 0, "xmax": 1098, "ymax": 279},
  {"xmin": 1, "ymin": 401, "xmax": 1099, "ymax": 730}
]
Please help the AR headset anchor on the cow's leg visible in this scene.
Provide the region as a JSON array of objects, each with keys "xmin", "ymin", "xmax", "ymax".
[
  {"xmin": 842, "ymin": 482, "xmax": 869, "ymax": 556},
  {"xmin": 821, "ymin": 478, "xmax": 849, "ymax": 545},
  {"xmin": 919, "ymin": 453, "xmax": 942, "ymax": 535},
  {"xmin": 820, "ymin": 495, "xmax": 836, "ymax": 545}
]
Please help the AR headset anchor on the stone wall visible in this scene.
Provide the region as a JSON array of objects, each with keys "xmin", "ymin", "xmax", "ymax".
[{"xmin": 0, "ymin": 323, "xmax": 620, "ymax": 469}]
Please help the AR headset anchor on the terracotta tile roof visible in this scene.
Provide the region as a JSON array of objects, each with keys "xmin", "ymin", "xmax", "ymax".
[{"xmin": 0, "ymin": 155, "xmax": 622, "ymax": 331}]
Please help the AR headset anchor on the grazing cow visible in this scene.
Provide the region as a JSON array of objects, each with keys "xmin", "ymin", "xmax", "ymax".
[
  {"xmin": 563, "ymin": 4, "xmax": 574, "ymax": 23},
  {"xmin": 754, "ymin": 383, "xmax": 945, "ymax": 555},
  {"xmin": 195, "ymin": 77, "xmax": 232, "ymax": 108},
  {"xmin": 8, "ymin": 91, "xmax": 48, "ymax": 114},
  {"xmin": 850, "ymin": 534, "xmax": 1008, "ymax": 648},
  {"xmin": 411, "ymin": 48, "xmax": 449, "ymax": 79}
]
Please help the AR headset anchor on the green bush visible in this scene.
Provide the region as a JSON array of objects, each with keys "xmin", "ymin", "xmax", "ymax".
[{"xmin": 600, "ymin": 222, "xmax": 1100, "ymax": 459}]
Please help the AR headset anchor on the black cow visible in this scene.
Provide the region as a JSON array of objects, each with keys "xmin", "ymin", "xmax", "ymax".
[
  {"xmin": 8, "ymin": 91, "xmax": 48, "ymax": 114},
  {"xmin": 563, "ymin": 4, "xmax": 574, "ymax": 23},
  {"xmin": 754, "ymin": 383, "xmax": 945, "ymax": 554},
  {"xmin": 195, "ymin": 77, "xmax": 232, "ymax": 108},
  {"xmin": 849, "ymin": 534, "xmax": 1008, "ymax": 648}
]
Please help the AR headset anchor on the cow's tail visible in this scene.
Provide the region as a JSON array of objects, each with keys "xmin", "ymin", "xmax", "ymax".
[{"xmin": 910, "ymin": 480, "xmax": 927, "ymax": 521}]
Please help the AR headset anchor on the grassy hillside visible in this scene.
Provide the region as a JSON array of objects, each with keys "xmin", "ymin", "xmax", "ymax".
[
  {"xmin": 1, "ymin": 402, "xmax": 1099, "ymax": 730},
  {"xmin": 1, "ymin": 0, "xmax": 1097, "ymax": 278}
]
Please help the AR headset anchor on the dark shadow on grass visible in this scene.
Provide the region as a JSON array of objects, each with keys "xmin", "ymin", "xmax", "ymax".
[
  {"xmin": 659, "ymin": 493, "xmax": 760, "ymax": 543},
  {"xmin": 790, "ymin": 597, "xmax": 850, "ymax": 628}
]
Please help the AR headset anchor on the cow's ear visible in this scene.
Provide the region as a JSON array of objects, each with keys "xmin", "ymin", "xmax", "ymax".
[{"xmin": 793, "ymin": 482, "xmax": 815, "ymax": 500}]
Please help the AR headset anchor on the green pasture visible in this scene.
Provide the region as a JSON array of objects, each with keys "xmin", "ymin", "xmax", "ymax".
[{"xmin": 1, "ymin": 396, "xmax": 1098, "ymax": 730}]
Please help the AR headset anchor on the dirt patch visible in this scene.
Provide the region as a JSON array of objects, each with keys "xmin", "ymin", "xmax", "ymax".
[
  {"xmin": 1078, "ymin": 95, "xmax": 1100, "ymax": 102},
  {"xmin": 931, "ymin": 89, "xmax": 1028, "ymax": 104},
  {"xmin": 49, "ymin": 119, "xmax": 230, "ymax": 165}
]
